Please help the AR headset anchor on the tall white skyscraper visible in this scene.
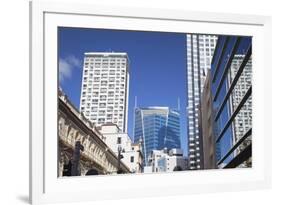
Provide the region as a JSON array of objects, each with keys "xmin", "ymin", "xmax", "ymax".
[
  {"xmin": 79, "ymin": 52, "xmax": 130, "ymax": 132},
  {"xmin": 186, "ymin": 34, "xmax": 217, "ymax": 170}
]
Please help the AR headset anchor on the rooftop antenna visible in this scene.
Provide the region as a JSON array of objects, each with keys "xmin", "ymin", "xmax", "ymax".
[
  {"xmin": 132, "ymin": 96, "xmax": 137, "ymax": 143},
  {"xmin": 177, "ymin": 98, "xmax": 180, "ymax": 111},
  {"xmin": 134, "ymin": 96, "xmax": 137, "ymax": 109}
]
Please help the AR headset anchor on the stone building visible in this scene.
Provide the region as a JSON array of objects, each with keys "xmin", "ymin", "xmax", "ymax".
[{"xmin": 58, "ymin": 90, "xmax": 130, "ymax": 177}]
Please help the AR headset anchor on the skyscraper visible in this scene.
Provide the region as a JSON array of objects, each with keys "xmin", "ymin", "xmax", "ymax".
[
  {"xmin": 199, "ymin": 70, "xmax": 217, "ymax": 169},
  {"xmin": 79, "ymin": 52, "xmax": 130, "ymax": 132},
  {"xmin": 186, "ymin": 34, "xmax": 217, "ymax": 170},
  {"xmin": 211, "ymin": 35, "xmax": 252, "ymax": 168},
  {"xmin": 134, "ymin": 107, "xmax": 181, "ymax": 165}
]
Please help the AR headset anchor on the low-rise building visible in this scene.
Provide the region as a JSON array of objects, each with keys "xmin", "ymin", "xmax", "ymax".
[
  {"xmin": 99, "ymin": 123, "xmax": 143, "ymax": 173},
  {"xmin": 58, "ymin": 90, "xmax": 131, "ymax": 176},
  {"xmin": 148, "ymin": 148, "xmax": 188, "ymax": 173},
  {"xmin": 143, "ymin": 166, "xmax": 153, "ymax": 174}
]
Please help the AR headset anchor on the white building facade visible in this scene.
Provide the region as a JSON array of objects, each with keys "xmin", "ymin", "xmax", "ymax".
[
  {"xmin": 80, "ymin": 52, "xmax": 130, "ymax": 132},
  {"xmin": 186, "ymin": 34, "xmax": 217, "ymax": 170},
  {"xmin": 99, "ymin": 124, "xmax": 143, "ymax": 173},
  {"xmin": 148, "ymin": 148, "xmax": 188, "ymax": 173}
]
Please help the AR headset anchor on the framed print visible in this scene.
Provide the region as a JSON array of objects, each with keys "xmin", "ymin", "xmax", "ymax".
[{"xmin": 29, "ymin": 0, "xmax": 272, "ymax": 204}]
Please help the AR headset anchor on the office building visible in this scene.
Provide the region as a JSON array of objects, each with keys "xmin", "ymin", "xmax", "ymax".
[
  {"xmin": 79, "ymin": 52, "xmax": 129, "ymax": 132},
  {"xmin": 210, "ymin": 35, "xmax": 252, "ymax": 168},
  {"xmin": 186, "ymin": 34, "xmax": 217, "ymax": 169},
  {"xmin": 134, "ymin": 107, "xmax": 181, "ymax": 166}
]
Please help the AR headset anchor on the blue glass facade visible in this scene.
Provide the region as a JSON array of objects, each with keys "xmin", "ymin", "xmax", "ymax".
[
  {"xmin": 134, "ymin": 107, "xmax": 181, "ymax": 165},
  {"xmin": 210, "ymin": 35, "xmax": 252, "ymax": 168}
]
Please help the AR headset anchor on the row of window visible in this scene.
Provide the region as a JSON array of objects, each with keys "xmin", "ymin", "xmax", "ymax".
[
  {"xmin": 84, "ymin": 57, "xmax": 126, "ymax": 62},
  {"xmin": 84, "ymin": 69, "xmax": 126, "ymax": 75},
  {"xmin": 83, "ymin": 76, "xmax": 126, "ymax": 82}
]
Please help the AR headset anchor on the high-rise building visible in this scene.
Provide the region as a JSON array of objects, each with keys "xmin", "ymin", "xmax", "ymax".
[
  {"xmin": 210, "ymin": 36, "xmax": 252, "ymax": 168},
  {"xmin": 186, "ymin": 34, "xmax": 217, "ymax": 170},
  {"xmin": 79, "ymin": 52, "xmax": 130, "ymax": 132},
  {"xmin": 134, "ymin": 107, "xmax": 181, "ymax": 165}
]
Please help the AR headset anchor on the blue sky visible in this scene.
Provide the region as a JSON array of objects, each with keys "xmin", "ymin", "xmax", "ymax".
[{"xmin": 58, "ymin": 27, "xmax": 188, "ymax": 155}]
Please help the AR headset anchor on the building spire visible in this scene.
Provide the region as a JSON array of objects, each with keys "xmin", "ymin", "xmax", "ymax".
[
  {"xmin": 177, "ymin": 98, "xmax": 180, "ymax": 110},
  {"xmin": 132, "ymin": 96, "xmax": 138, "ymax": 143},
  {"xmin": 134, "ymin": 96, "xmax": 137, "ymax": 108}
]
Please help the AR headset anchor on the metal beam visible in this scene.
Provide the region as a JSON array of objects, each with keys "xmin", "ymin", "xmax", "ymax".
[
  {"xmin": 213, "ymin": 37, "xmax": 241, "ymax": 101},
  {"xmin": 212, "ymin": 37, "xmax": 229, "ymax": 83},
  {"xmin": 215, "ymin": 45, "xmax": 252, "ymax": 121},
  {"xmin": 217, "ymin": 128, "xmax": 251, "ymax": 165},
  {"xmin": 223, "ymin": 143, "xmax": 252, "ymax": 168},
  {"xmin": 216, "ymin": 86, "xmax": 252, "ymax": 143}
]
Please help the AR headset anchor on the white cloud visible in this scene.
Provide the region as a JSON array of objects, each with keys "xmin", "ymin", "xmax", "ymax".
[{"xmin": 59, "ymin": 55, "xmax": 82, "ymax": 82}]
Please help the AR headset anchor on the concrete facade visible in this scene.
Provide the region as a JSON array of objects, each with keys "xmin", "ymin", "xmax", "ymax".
[
  {"xmin": 99, "ymin": 124, "xmax": 143, "ymax": 173},
  {"xmin": 147, "ymin": 148, "xmax": 188, "ymax": 173},
  {"xmin": 79, "ymin": 52, "xmax": 130, "ymax": 132},
  {"xmin": 200, "ymin": 70, "xmax": 217, "ymax": 169}
]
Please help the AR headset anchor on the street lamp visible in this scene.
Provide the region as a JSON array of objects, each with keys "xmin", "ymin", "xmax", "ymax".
[
  {"xmin": 117, "ymin": 145, "xmax": 124, "ymax": 174},
  {"xmin": 71, "ymin": 141, "xmax": 84, "ymax": 176}
]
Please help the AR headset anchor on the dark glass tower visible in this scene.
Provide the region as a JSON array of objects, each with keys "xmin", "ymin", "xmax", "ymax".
[{"xmin": 210, "ymin": 35, "xmax": 252, "ymax": 168}]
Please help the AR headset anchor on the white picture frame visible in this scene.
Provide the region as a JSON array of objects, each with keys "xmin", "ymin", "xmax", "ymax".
[{"xmin": 29, "ymin": 1, "xmax": 272, "ymax": 204}]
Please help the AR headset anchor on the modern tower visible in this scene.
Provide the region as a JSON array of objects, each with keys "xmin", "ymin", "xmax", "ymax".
[
  {"xmin": 79, "ymin": 52, "xmax": 130, "ymax": 132},
  {"xmin": 186, "ymin": 34, "xmax": 217, "ymax": 170},
  {"xmin": 134, "ymin": 107, "xmax": 181, "ymax": 166},
  {"xmin": 211, "ymin": 36, "xmax": 252, "ymax": 168}
]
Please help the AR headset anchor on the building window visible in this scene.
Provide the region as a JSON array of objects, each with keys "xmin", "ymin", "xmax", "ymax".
[
  {"xmin": 117, "ymin": 137, "xmax": 121, "ymax": 144},
  {"xmin": 130, "ymin": 156, "xmax": 134, "ymax": 163}
]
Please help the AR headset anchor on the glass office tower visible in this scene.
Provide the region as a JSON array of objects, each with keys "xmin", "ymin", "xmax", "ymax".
[
  {"xmin": 134, "ymin": 107, "xmax": 181, "ymax": 165},
  {"xmin": 210, "ymin": 35, "xmax": 252, "ymax": 168}
]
